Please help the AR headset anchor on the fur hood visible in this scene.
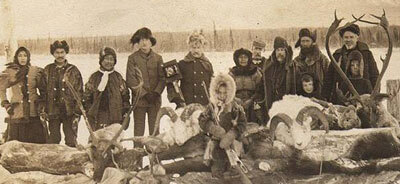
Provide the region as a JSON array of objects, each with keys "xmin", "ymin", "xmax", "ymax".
[
  {"xmin": 345, "ymin": 50, "xmax": 365, "ymax": 79},
  {"xmin": 209, "ymin": 73, "xmax": 236, "ymax": 105}
]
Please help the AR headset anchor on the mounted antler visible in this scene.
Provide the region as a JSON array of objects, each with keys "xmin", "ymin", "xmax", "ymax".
[
  {"xmin": 325, "ymin": 10, "xmax": 362, "ymax": 101},
  {"xmin": 355, "ymin": 9, "xmax": 392, "ymax": 96}
]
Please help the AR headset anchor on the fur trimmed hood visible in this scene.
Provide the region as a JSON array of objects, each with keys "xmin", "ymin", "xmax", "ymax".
[{"xmin": 209, "ymin": 73, "xmax": 236, "ymax": 105}]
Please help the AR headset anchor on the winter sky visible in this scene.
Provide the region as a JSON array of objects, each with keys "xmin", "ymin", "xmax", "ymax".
[{"xmin": 1, "ymin": 0, "xmax": 400, "ymax": 39}]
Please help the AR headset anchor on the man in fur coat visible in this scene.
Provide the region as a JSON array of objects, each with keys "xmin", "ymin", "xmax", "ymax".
[
  {"xmin": 167, "ymin": 31, "xmax": 213, "ymax": 108},
  {"xmin": 198, "ymin": 73, "xmax": 247, "ymax": 179},
  {"xmin": 44, "ymin": 40, "xmax": 83, "ymax": 147},
  {"xmin": 294, "ymin": 28, "xmax": 330, "ymax": 95},
  {"xmin": 322, "ymin": 24, "xmax": 379, "ymax": 104},
  {"xmin": 83, "ymin": 47, "xmax": 130, "ymax": 130},
  {"xmin": 260, "ymin": 36, "xmax": 296, "ymax": 121}
]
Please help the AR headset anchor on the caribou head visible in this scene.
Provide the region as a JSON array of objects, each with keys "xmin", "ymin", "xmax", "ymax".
[{"xmin": 325, "ymin": 10, "xmax": 398, "ymax": 128}]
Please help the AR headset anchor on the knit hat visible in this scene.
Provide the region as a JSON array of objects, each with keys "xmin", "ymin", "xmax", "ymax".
[
  {"xmin": 339, "ymin": 24, "xmax": 360, "ymax": 37},
  {"xmin": 50, "ymin": 40, "xmax": 69, "ymax": 55},
  {"xmin": 130, "ymin": 27, "xmax": 157, "ymax": 46},
  {"xmin": 187, "ymin": 30, "xmax": 207, "ymax": 45},
  {"xmin": 99, "ymin": 47, "xmax": 117, "ymax": 65},
  {"xmin": 252, "ymin": 39, "xmax": 266, "ymax": 48},
  {"xmin": 295, "ymin": 28, "xmax": 317, "ymax": 48},
  {"xmin": 233, "ymin": 48, "xmax": 252, "ymax": 66},
  {"xmin": 273, "ymin": 36, "xmax": 289, "ymax": 50}
]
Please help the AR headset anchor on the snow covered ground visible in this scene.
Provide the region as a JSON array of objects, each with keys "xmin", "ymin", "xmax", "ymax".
[{"xmin": 0, "ymin": 48, "xmax": 399, "ymax": 148}]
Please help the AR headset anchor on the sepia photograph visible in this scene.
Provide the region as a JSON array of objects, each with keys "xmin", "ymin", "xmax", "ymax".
[{"xmin": 0, "ymin": 0, "xmax": 400, "ymax": 183}]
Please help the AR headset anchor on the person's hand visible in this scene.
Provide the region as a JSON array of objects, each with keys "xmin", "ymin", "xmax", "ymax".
[
  {"xmin": 72, "ymin": 114, "xmax": 80, "ymax": 133},
  {"xmin": 243, "ymin": 99, "xmax": 253, "ymax": 109},
  {"xmin": 2, "ymin": 100, "xmax": 13, "ymax": 116},
  {"xmin": 219, "ymin": 130, "xmax": 236, "ymax": 149},
  {"xmin": 209, "ymin": 125, "xmax": 226, "ymax": 139}
]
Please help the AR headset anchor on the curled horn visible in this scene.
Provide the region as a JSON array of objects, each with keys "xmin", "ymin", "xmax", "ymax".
[
  {"xmin": 296, "ymin": 106, "xmax": 330, "ymax": 133},
  {"xmin": 269, "ymin": 113, "xmax": 294, "ymax": 140},
  {"xmin": 151, "ymin": 107, "xmax": 178, "ymax": 136}
]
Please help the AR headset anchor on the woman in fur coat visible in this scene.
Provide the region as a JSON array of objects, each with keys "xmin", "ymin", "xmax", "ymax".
[
  {"xmin": 0, "ymin": 47, "xmax": 47, "ymax": 143},
  {"xmin": 229, "ymin": 48, "xmax": 263, "ymax": 125}
]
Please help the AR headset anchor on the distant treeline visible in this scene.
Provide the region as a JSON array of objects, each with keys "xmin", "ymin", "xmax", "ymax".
[{"xmin": 1, "ymin": 26, "xmax": 400, "ymax": 55}]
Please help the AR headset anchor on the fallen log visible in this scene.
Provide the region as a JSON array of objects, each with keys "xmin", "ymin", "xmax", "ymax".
[{"xmin": 0, "ymin": 141, "xmax": 91, "ymax": 175}]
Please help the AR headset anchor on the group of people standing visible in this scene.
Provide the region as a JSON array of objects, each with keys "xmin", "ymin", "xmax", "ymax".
[{"xmin": 0, "ymin": 24, "xmax": 380, "ymax": 178}]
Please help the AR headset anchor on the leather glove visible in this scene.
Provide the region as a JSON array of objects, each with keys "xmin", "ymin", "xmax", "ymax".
[
  {"xmin": 1, "ymin": 100, "xmax": 13, "ymax": 116},
  {"xmin": 209, "ymin": 124, "xmax": 226, "ymax": 139},
  {"xmin": 220, "ymin": 130, "xmax": 237, "ymax": 149}
]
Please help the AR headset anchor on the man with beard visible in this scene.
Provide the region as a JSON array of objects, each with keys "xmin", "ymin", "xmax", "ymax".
[
  {"xmin": 167, "ymin": 31, "xmax": 213, "ymax": 108},
  {"xmin": 322, "ymin": 24, "xmax": 379, "ymax": 104},
  {"xmin": 261, "ymin": 37, "xmax": 296, "ymax": 119},
  {"xmin": 294, "ymin": 28, "xmax": 329, "ymax": 95},
  {"xmin": 251, "ymin": 39, "xmax": 267, "ymax": 69}
]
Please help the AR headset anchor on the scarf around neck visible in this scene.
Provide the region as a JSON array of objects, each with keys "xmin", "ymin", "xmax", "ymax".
[{"xmin": 97, "ymin": 68, "xmax": 115, "ymax": 91}]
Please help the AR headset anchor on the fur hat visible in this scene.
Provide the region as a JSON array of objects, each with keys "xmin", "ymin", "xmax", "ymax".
[
  {"xmin": 295, "ymin": 28, "xmax": 317, "ymax": 48},
  {"xmin": 233, "ymin": 48, "xmax": 252, "ymax": 66},
  {"xmin": 187, "ymin": 30, "xmax": 207, "ymax": 45},
  {"xmin": 130, "ymin": 27, "xmax": 157, "ymax": 46},
  {"xmin": 346, "ymin": 50, "xmax": 364, "ymax": 78},
  {"xmin": 209, "ymin": 73, "xmax": 236, "ymax": 105},
  {"xmin": 252, "ymin": 39, "xmax": 266, "ymax": 48},
  {"xmin": 339, "ymin": 24, "xmax": 360, "ymax": 37},
  {"xmin": 273, "ymin": 36, "xmax": 289, "ymax": 50},
  {"xmin": 13, "ymin": 47, "xmax": 31, "ymax": 66},
  {"xmin": 99, "ymin": 47, "xmax": 117, "ymax": 65},
  {"xmin": 50, "ymin": 40, "xmax": 69, "ymax": 55}
]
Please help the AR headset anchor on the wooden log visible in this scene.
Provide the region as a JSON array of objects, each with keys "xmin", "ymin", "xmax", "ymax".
[
  {"xmin": 0, "ymin": 141, "xmax": 91, "ymax": 175},
  {"xmin": 387, "ymin": 79, "xmax": 400, "ymax": 121}
]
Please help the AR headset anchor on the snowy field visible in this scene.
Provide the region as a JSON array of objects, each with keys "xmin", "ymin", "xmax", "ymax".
[{"xmin": 0, "ymin": 48, "xmax": 399, "ymax": 148}]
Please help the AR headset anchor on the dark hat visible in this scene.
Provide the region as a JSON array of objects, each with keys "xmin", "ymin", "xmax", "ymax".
[
  {"xmin": 130, "ymin": 27, "xmax": 157, "ymax": 46},
  {"xmin": 233, "ymin": 48, "xmax": 252, "ymax": 66},
  {"xmin": 339, "ymin": 24, "xmax": 360, "ymax": 37},
  {"xmin": 295, "ymin": 28, "xmax": 317, "ymax": 48},
  {"xmin": 50, "ymin": 40, "xmax": 69, "ymax": 55},
  {"xmin": 273, "ymin": 36, "xmax": 289, "ymax": 50},
  {"xmin": 99, "ymin": 47, "xmax": 117, "ymax": 65},
  {"xmin": 348, "ymin": 50, "xmax": 363, "ymax": 62},
  {"xmin": 252, "ymin": 40, "xmax": 266, "ymax": 48},
  {"xmin": 13, "ymin": 47, "xmax": 31, "ymax": 66}
]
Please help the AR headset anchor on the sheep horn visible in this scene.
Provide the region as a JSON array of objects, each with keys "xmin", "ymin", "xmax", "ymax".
[
  {"xmin": 269, "ymin": 113, "xmax": 294, "ymax": 140},
  {"xmin": 151, "ymin": 107, "xmax": 178, "ymax": 136},
  {"xmin": 296, "ymin": 106, "xmax": 330, "ymax": 133}
]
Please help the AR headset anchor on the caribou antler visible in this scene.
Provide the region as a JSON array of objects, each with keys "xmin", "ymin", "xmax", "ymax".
[
  {"xmin": 356, "ymin": 9, "xmax": 392, "ymax": 96},
  {"xmin": 325, "ymin": 10, "xmax": 361, "ymax": 100}
]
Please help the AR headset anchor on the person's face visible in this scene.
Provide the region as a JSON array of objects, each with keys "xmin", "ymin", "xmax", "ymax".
[
  {"xmin": 101, "ymin": 55, "xmax": 115, "ymax": 71},
  {"xmin": 17, "ymin": 51, "xmax": 28, "ymax": 66},
  {"xmin": 53, "ymin": 48, "xmax": 67, "ymax": 63},
  {"xmin": 238, "ymin": 54, "xmax": 249, "ymax": 67},
  {"xmin": 252, "ymin": 46, "xmax": 263, "ymax": 57},
  {"xmin": 189, "ymin": 41, "xmax": 204, "ymax": 58},
  {"xmin": 343, "ymin": 31, "xmax": 358, "ymax": 50},
  {"xmin": 300, "ymin": 37, "xmax": 313, "ymax": 48},
  {"xmin": 275, "ymin": 48, "xmax": 286, "ymax": 63},
  {"xmin": 350, "ymin": 60, "xmax": 360, "ymax": 76},
  {"xmin": 217, "ymin": 86, "xmax": 228, "ymax": 102},
  {"xmin": 139, "ymin": 38, "xmax": 152, "ymax": 52},
  {"xmin": 302, "ymin": 81, "xmax": 314, "ymax": 94}
]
